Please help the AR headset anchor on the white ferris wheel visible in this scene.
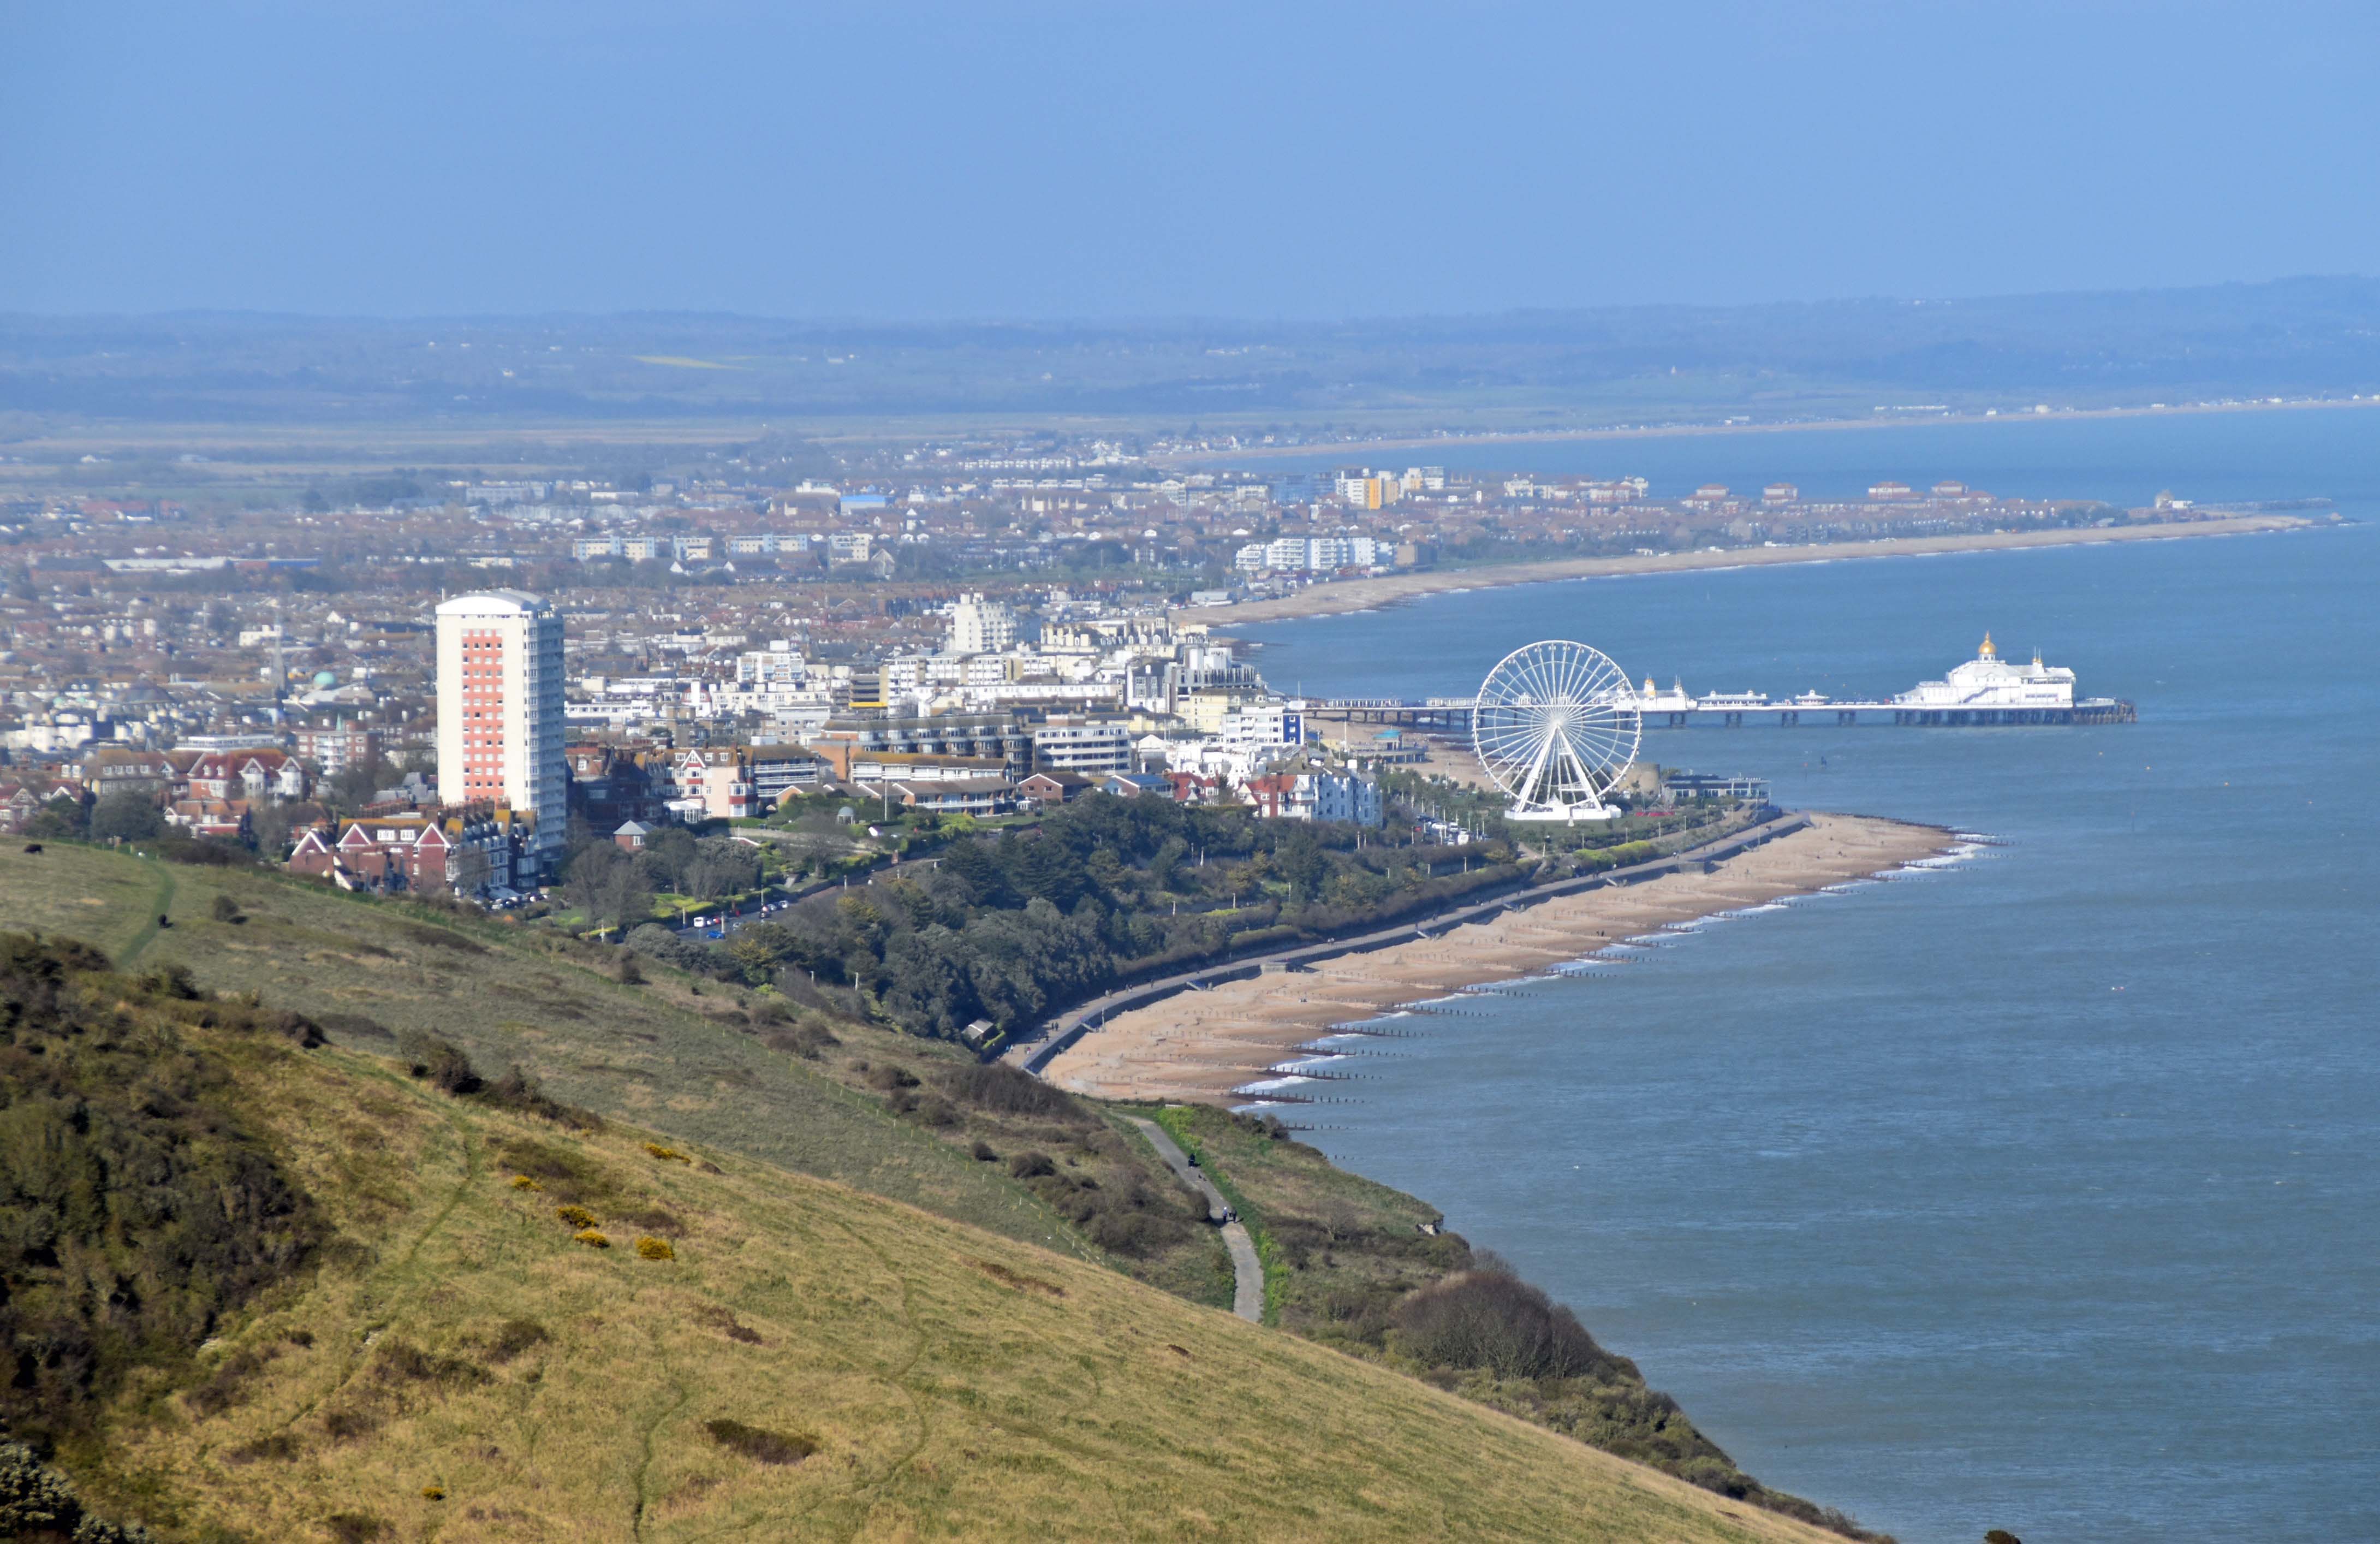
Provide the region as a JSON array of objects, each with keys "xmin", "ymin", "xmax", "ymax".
[{"xmin": 1472, "ymin": 639, "xmax": 1643, "ymax": 822}]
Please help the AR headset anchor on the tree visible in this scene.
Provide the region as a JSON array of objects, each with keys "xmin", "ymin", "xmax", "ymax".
[
  {"xmin": 90, "ymin": 791, "xmax": 163, "ymax": 843},
  {"xmin": 563, "ymin": 844, "xmax": 653, "ymax": 933},
  {"xmin": 248, "ymin": 799, "xmax": 297, "ymax": 860},
  {"xmin": 322, "ymin": 760, "xmax": 383, "ymax": 812}
]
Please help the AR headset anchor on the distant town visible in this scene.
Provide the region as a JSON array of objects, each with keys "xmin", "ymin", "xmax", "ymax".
[{"xmin": 0, "ymin": 436, "xmax": 2249, "ymax": 899}]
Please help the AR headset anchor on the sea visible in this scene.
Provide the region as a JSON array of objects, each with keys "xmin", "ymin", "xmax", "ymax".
[{"xmin": 1227, "ymin": 409, "xmax": 2380, "ymax": 1544}]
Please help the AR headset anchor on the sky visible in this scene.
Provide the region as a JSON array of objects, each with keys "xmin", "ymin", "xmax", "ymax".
[{"xmin": 4, "ymin": 0, "xmax": 2376, "ymax": 320}]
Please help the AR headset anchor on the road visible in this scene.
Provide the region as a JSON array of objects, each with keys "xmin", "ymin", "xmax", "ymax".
[{"xmin": 1126, "ymin": 1116, "xmax": 1264, "ymax": 1323}]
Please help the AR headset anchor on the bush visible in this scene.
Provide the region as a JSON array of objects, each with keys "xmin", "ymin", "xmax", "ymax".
[
  {"xmin": 971, "ymin": 1139, "xmax": 998, "ymax": 1162},
  {"xmin": 574, "ymin": 1229, "xmax": 611, "ymax": 1249},
  {"xmin": 480, "ymin": 1064, "xmax": 602, "ymax": 1130},
  {"xmin": 704, "ymin": 1418, "xmax": 817, "ymax": 1465},
  {"xmin": 398, "ymin": 1030, "xmax": 480, "ymax": 1095},
  {"xmin": 763, "ymin": 1023, "xmax": 840, "ymax": 1059},
  {"xmin": 635, "ymin": 1236, "xmax": 676, "ymax": 1261},
  {"xmin": 555, "ymin": 1204, "xmax": 598, "ymax": 1228},
  {"xmin": 939, "ymin": 1061, "xmax": 1093, "ymax": 1124},
  {"xmin": 616, "ymin": 949, "xmax": 645, "ymax": 984},
  {"xmin": 211, "ymin": 893, "xmax": 247, "ymax": 924},
  {"xmin": 485, "ymin": 1318, "xmax": 549, "ymax": 1364},
  {"xmin": 1008, "ymin": 1150, "xmax": 1057, "ymax": 1179},
  {"xmin": 0, "ymin": 1438, "xmax": 158, "ymax": 1541},
  {"xmin": 1390, "ymin": 1270, "xmax": 1630, "ymax": 1383},
  {"xmin": 496, "ymin": 1137, "xmax": 621, "ymax": 1208}
]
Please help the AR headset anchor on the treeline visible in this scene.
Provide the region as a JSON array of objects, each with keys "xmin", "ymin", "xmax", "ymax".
[{"xmin": 631, "ymin": 795, "xmax": 1508, "ymax": 1042}]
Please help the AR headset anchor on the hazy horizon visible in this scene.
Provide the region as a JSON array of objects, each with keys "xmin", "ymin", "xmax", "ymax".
[{"xmin": 7, "ymin": 1, "xmax": 2376, "ymax": 320}]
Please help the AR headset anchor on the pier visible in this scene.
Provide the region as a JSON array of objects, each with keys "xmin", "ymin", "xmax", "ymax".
[{"xmin": 1312, "ymin": 694, "xmax": 2135, "ymax": 728}]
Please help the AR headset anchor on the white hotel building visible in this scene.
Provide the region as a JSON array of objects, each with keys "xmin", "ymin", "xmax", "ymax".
[{"xmin": 435, "ymin": 591, "xmax": 567, "ymax": 880}]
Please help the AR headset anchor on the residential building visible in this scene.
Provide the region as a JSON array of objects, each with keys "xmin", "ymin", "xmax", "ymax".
[
  {"xmin": 435, "ymin": 590, "xmax": 566, "ymax": 879},
  {"xmin": 946, "ymin": 592, "xmax": 1018, "ymax": 655},
  {"xmin": 1308, "ymin": 771, "xmax": 1384, "ymax": 827},
  {"xmin": 294, "ymin": 722, "xmax": 383, "ymax": 776},
  {"xmin": 1031, "ymin": 717, "xmax": 1133, "ymax": 776}
]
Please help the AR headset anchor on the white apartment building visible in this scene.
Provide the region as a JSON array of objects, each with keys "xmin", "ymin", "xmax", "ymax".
[
  {"xmin": 1032, "ymin": 717, "xmax": 1134, "ymax": 775},
  {"xmin": 435, "ymin": 591, "xmax": 566, "ymax": 879},
  {"xmin": 737, "ymin": 641, "xmax": 807, "ymax": 687},
  {"xmin": 1233, "ymin": 537, "xmax": 1380, "ymax": 574},
  {"xmin": 947, "ymin": 592, "xmax": 1019, "ymax": 655}
]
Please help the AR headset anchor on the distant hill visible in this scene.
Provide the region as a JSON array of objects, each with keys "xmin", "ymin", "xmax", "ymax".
[
  {"xmin": 4, "ymin": 276, "xmax": 2378, "ymax": 429},
  {"xmin": 0, "ymin": 924, "xmax": 1852, "ymax": 1542}
]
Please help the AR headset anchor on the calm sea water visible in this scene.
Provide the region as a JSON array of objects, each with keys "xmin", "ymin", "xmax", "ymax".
[{"xmin": 1231, "ymin": 411, "xmax": 2380, "ymax": 1543}]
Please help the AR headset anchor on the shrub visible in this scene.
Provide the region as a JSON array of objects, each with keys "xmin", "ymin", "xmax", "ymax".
[
  {"xmin": 227, "ymin": 1432, "xmax": 302, "ymax": 1464},
  {"xmin": 480, "ymin": 1064, "xmax": 602, "ymax": 1130},
  {"xmin": 325, "ymin": 1513, "xmax": 388, "ymax": 1543},
  {"xmin": 635, "ymin": 1236, "xmax": 676, "ymax": 1261},
  {"xmin": 510, "ymin": 1174, "xmax": 542, "ymax": 1191},
  {"xmin": 1008, "ymin": 1150, "xmax": 1056, "ymax": 1179},
  {"xmin": 485, "ymin": 1318, "xmax": 549, "ymax": 1365},
  {"xmin": 971, "ymin": 1139, "xmax": 998, "ymax": 1161},
  {"xmin": 1390, "ymin": 1271, "xmax": 1629, "ymax": 1383},
  {"xmin": 616, "ymin": 949, "xmax": 644, "ymax": 985},
  {"xmin": 555, "ymin": 1204, "xmax": 598, "ymax": 1228},
  {"xmin": 704, "ymin": 1418, "xmax": 817, "ymax": 1465},
  {"xmin": 211, "ymin": 894, "xmax": 246, "ymax": 924},
  {"xmin": 766, "ymin": 1023, "xmax": 842, "ymax": 1061},
  {"xmin": 374, "ymin": 1339, "xmax": 490, "ymax": 1389},
  {"xmin": 574, "ymin": 1229, "xmax": 611, "ymax": 1249},
  {"xmin": 322, "ymin": 1407, "xmax": 381, "ymax": 1444},
  {"xmin": 421, "ymin": 1486, "xmax": 445, "ymax": 1501},
  {"xmin": 0, "ymin": 1436, "xmax": 158, "ymax": 1541},
  {"xmin": 398, "ymin": 1030, "xmax": 481, "ymax": 1095},
  {"xmin": 617, "ymin": 1204, "xmax": 685, "ymax": 1238},
  {"xmin": 497, "ymin": 1137, "xmax": 622, "ymax": 1208},
  {"xmin": 940, "ymin": 1060, "xmax": 1093, "ymax": 1124},
  {"xmin": 644, "ymin": 1142, "xmax": 692, "ymax": 1163}
]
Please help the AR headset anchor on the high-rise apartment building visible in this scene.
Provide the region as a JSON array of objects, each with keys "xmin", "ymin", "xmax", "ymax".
[{"xmin": 436, "ymin": 591, "xmax": 565, "ymax": 881}]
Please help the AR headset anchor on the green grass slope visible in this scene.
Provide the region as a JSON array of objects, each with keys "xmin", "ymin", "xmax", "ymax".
[{"xmin": 3, "ymin": 932, "xmax": 1843, "ymax": 1544}]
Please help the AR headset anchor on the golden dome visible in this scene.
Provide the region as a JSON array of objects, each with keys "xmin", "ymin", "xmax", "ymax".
[{"xmin": 1979, "ymin": 631, "xmax": 1997, "ymax": 658}]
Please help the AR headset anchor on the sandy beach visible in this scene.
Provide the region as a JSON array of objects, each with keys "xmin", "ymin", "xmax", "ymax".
[
  {"xmin": 1181, "ymin": 514, "xmax": 2313, "ymax": 626},
  {"xmin": 1043, "ymin": 812, "xmax": 1954, "ymax": 1104}
]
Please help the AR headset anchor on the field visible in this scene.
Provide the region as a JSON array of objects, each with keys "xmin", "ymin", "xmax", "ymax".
[{"xmin": 8, "ymin": 929, "xmax": 1844, "ymax": 1543}]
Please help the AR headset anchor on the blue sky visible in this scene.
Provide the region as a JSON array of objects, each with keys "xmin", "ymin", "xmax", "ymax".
[{"xmin": 4, "ymin": 1, "xmax": 2374, "ymax": 318}]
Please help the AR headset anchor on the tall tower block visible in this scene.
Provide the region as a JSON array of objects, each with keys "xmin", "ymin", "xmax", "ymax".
[{"xmin": 435, "ymin": 591, "xmax": 566, "ymax": 880}]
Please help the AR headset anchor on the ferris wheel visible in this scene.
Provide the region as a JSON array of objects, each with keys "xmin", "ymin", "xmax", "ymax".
[{"xmin": 1472, "ymin": 640, "xmax": 1643, "ymax": 822}]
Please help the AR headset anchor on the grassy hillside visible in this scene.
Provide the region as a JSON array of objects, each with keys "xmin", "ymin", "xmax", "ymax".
[
  {"xmin": 3, "ymin": 932, "xmax": 1845, "ymax": 1543},
  {"xmin": 0, "ymin": 842, "xmax": 1080, "ymax": 1255}
]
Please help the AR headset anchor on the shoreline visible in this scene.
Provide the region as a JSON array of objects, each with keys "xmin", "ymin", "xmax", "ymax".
[
  {"xmin": 1180, "ymin": 513, "xmax": 2316, "ymax": 626},
  {"xmin": 1043, "ymin": 812, "xmax": 1957, "ymax": 1104}
]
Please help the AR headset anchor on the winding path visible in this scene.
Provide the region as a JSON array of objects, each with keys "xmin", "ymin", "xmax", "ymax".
[{"xmin": 1127, "ymin": 1116, "xmax": 1263, "ymax": 1323}]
